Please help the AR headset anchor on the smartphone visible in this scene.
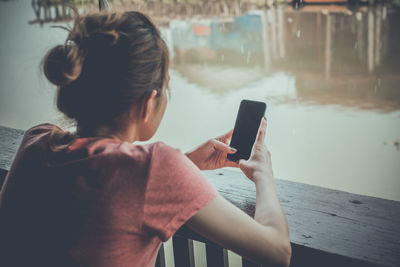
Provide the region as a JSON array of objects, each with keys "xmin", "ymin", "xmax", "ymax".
[{"xmin": 227, "ymin": 100, "xmax": 267, "ymax": 162}]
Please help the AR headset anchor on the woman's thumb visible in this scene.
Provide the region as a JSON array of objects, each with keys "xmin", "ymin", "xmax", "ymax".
[
  {"xmin": 238, "ymin": 159, "xmax": 247, "ymax": 169},
  {"xmin": 238, "ymin": 159, "xmax": 253, "ymax": 179}
]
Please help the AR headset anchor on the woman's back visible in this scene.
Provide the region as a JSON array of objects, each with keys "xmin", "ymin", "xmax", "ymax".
[{"xmin": 0, "ymin": 124, "xmax": 217, "ymax": 266}]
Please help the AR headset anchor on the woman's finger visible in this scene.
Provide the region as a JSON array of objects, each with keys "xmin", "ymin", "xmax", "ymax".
[
  {"xmin": 255, "ymin": 117, "xmax": 267, "ymax": 145},
  {"xmin": 211, "ymin": 139, "xmax": 237, "ymax": 154}
]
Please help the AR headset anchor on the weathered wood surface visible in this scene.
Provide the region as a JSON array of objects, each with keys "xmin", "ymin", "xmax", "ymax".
[
  {"xmin": 0, "ymin": 126, "xmax": 24, "ymax": 187},
  {"xmin": 1, "ymin": 125, "xmax": 399, "ymax": 266},
  {"xmin": 201, "ymin": 170, "xmax": 400, "ymax": 267}
]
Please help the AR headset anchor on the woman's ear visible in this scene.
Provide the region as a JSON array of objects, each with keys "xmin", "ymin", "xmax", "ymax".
[{"xmin": 142, "ymin": 90, "xmax": 158, "ymax": 123}]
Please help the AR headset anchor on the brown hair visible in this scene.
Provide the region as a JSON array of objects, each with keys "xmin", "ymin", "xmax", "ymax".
[{"xmin": 42, "ymin": 11, "xmax": 169, "ymax": 131}]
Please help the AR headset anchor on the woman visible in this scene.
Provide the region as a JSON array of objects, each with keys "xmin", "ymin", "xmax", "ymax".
[{"xmin": 0, "ymin": 11, "xmax": 291, "ymax": 267}]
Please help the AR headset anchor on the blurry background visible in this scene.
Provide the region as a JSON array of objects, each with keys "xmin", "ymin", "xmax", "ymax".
[{"xmin": 0, "ymin": 0, "xmax": 399, "ymax": 266}]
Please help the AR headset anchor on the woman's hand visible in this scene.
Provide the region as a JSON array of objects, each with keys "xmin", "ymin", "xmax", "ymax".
[
  {"xmin": 239, "ymin": 117, "xmax": 273, "ymax": 184},
  {"xmin": 186, "ymin": 130, "xmax": 239, "ymax": 170},
  {"xmin": 186, "ymin": 118, "xmax": 291, "ymax": 267}
]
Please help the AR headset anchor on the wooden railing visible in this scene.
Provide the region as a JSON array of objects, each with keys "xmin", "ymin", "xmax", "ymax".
[{"xmin": 1, "ymin": 125, "xmax": 399, "ymax": 267}]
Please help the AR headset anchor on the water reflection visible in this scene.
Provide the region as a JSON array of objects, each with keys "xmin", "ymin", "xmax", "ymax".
[
  {"xmin": 30, "ymin": 0, "xmax": 75, "ymax": 25},
  {"xmin": 155, "ymin": 4, "xmax": 400, "ymax": 202},
  {"xmin": 168, "ymin": 5, "xmax": 400, "ymax": 111}
]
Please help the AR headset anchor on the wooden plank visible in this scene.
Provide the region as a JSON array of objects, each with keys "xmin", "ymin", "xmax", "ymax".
[
  {"xmin": 289, "ymin": 243, "xmax": 380, "ymax": 267},
  {"xmin": 172, "ymin": 235, "xmax": 195, "ymax": 267},
  {"xmin": 176, "ymin": 224, "xmax": 386, "ymax": 267},
  {"xmin": 0, "ymin": 126, "xmax": 24, "ymax": 173},
  {"xmin": 155, "ymin": 243, "xmax": 166, "ymax": 267},
  {"xmin": 203, "ymin": 170, "xmax": 400, "ymax": 267},
  {"xmin": 0, "ymin": 125, "xmax": 399, "ymax": 266},
  {"xmin": 205, "ymin": 243, "xmax": 229, "ymax": 267},
  {"xmin": 0, "ymin": 126, "xmax": 23, "ymax": 190},
  {"xmin": 173, "ymin": 168, "xmax": 400, "ymax": 267}
]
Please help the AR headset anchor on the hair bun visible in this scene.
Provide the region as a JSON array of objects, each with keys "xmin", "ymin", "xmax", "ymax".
[{"xmin": 42, "ymin": 44, "xmax": 83, "ymax": 87}]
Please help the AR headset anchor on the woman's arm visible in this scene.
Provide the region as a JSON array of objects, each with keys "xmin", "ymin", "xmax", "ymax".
[{"xmin": 185, "ymin": 118, "xmax": 291, "ymax": 266}]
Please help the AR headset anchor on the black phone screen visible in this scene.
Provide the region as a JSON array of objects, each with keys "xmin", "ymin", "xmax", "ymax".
[{"xmin": 227, "ymin": 100, "xmax": 267, "ymax": 162}]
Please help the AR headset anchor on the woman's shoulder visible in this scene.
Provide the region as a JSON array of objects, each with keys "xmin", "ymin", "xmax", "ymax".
[
  {"xmin": 151, "ymin": 141, "xmax": 180, "ymax": 154},
  {"xmin": 148, "ymin": 141, "xmax": 201, "ymax": 176},
  {"xmin": 149, "ymin": 141, "xmax": 188, "ymax": 162},
  {"xmin": 20, "ymin": 123, "xmax": 188, "ymax": 168},
  {"xmin": 117, "ymin": 141, "xmax": 183, "ymax": 166}
]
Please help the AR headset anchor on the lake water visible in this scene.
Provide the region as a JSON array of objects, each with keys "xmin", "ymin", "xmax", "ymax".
[{"xmin": 0, "ymin": 1, "xmax": 399, "ymax": 203}]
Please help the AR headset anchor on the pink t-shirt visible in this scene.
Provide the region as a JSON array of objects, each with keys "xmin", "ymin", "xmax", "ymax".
[{"xmin": 0, "ymin": 124, "xmax": 218, "ymax": 267}]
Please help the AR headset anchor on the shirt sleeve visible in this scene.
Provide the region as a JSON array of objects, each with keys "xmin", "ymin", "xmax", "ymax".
[{"xmin": 143, "ymin": 142, "xmax": 218, "ymax": 241}]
